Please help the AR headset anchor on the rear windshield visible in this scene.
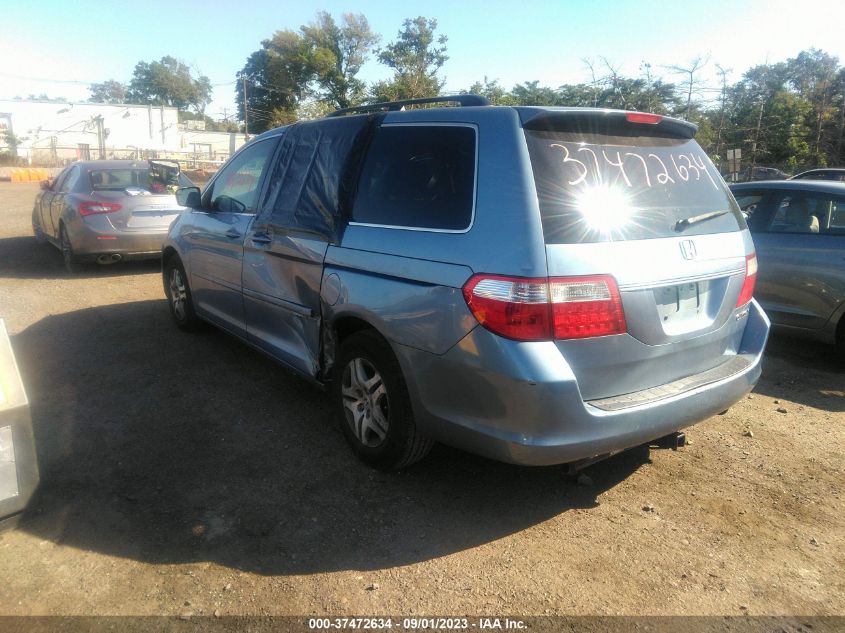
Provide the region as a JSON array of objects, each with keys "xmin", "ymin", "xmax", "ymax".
[
  {"xmin": 524, "ymin": 130, "xmax": 745, "ymax": 243},
  {"xmin": 89, "ymin": 168, "xmax": 190, "ymax": 193}
]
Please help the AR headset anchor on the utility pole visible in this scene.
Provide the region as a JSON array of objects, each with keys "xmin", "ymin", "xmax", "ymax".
[
  {"xmin": 836, "ymin": 96, "xmax": 845, "ymax": 166},
  {"xmin": 242, "ymin": 77, "xmax": 249, "ymax": 139},
  {"xmin": 715, "ymin": 64, "xmax": 731, "ymax": 167},
  {"xmin": 94, "ymin": 115, "xmax": 106, "ymax": 159},
  {"xmin": 750, "ymin": 101, "xmax": 764, "ymax": 174}
]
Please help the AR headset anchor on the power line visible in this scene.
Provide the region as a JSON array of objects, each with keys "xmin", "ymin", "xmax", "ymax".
[{"xmin": 0, "ymin": 71, "xmax": 101, "ymax": 86}]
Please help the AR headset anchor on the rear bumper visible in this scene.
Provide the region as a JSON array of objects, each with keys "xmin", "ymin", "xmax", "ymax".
[
  {"xmin": 396, "ymin": 299, "xmax": 770, "ymax": 466},
  {"xmin": 68, "ymin": 222, "xmax": 166, "ymax": 260}
]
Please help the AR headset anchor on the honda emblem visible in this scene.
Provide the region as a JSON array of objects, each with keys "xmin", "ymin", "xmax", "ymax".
[{"xmin": 680, "ymin": 240, "xmax": 698, "ymax": 260}]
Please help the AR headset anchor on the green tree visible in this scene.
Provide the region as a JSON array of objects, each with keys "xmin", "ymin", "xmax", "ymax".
[
  {"xmin": 463, "ymin": 77, "xmax": 518, "ymax": 105},
  {"xmin": 237, "ymin": 12, "xmax": 378, "ymax": 133},
  {"xmin": 371, "ymin": 17, "xmax": 448, "ymax": 101},
  {"xmin": 785, "ymin": 49, "xmax": 840, "ymax": 163},
  {"xmin": 128, "ymin": 56, "xmax": 212, "ymax": 112},
  {"xmin": 236, "ymin": 46, "xmax": 305, "ymax": 133},
  {"xmin": 301, "ymin": 12, "xmax": 379, "ymax": 108},
  {"xmin": 89, "ymin": 80, "xmax": 128, "ymax": 104},
  {"xmin": 511, "ymin": 81, "xmax": 560, "ymax": 106}
]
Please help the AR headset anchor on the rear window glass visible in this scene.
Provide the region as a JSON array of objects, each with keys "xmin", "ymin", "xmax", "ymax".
[
  {"xmin": 89, "ymin": 168, "xmax": 189, "ymax": 193},
  {"xmin": 524, "ymin": 130, "xmax": 745, "ymax": 243},
  {"xmin": 351, "ymin": 125, "xmax": 475, "ymax": 231},
  {"xmin": 794, "ymin": 170, "xmax": 845, "ymax": 181}
]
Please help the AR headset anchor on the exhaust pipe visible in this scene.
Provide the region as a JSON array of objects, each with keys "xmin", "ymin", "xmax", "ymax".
[{"xmin": 96, "ymin": 254, "xmax": 123, "ymax": 265}]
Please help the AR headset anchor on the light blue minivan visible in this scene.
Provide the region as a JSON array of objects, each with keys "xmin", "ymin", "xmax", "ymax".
[{"xmin": 163, "ymin": 96, "xmax": 769, "ymax": 470}]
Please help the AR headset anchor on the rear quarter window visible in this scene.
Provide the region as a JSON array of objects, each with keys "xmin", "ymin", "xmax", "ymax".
[
  {"xmin": 351, "ymin": 124, "xmax": 476, "ymax": 231},
  {"xmin": 524, "ymin": 130, "xmax": 745, "ymax": 243}
]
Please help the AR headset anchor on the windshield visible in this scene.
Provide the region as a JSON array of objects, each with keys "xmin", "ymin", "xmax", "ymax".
[{"xmin": 524, "ymin": 130, "xmax": 745, "ymax": 243}]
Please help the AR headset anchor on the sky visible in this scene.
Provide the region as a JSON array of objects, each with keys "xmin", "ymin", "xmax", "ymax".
[{"xmin": 3, "ymin": 0, "xmax": 845, "ymax": 119}]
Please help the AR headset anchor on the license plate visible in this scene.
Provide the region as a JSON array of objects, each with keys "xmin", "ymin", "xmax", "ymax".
[
  {"xmin": 128, "ymin": 212, "xmax": 177, "ymax": 228},
  {"xmin": 655, "ymin": 282, "xmax": 701, "ymax": 322}
]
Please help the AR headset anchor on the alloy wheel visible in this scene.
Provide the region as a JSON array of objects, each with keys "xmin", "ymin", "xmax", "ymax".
[
  {"xmin": 169, "ymin": 267, "xmax": 188, "ymax": 321},
  {"xmin": 341, "ymin": 357, "xmax": 389, "ymax": 448}
]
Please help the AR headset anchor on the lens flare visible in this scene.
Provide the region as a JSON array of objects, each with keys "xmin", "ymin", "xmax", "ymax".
[{"xmin": 575, "ymin": 186, "xmax": 634, "ymax": 235}]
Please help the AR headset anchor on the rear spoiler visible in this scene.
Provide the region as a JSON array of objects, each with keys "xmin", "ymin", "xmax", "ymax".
[{"xmin": 517, "ymin": 107, "xmax": 698, "ymax": 139}]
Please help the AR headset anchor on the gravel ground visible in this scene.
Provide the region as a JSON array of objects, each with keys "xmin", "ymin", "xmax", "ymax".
[{"xmin": 0, "ymin": 181, "xmax": 842, "ymax": 617}]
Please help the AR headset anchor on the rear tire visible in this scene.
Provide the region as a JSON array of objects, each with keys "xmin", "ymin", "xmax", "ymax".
[
  {"xmin": 32, "ymin": 217, "xmax": 47, "ymax": 245},
  {"xmin": 59, "ymin": 224, "xmax": 81, "ymax": 273},
  {"xmin": 334, "ymin": 330, "xmax": 433, "ymax": 471},
  {"xmin": 164, "ymin": 257, "xmax": 203, "ymax": 332}
]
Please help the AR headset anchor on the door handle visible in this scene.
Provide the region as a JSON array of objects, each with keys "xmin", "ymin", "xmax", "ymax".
[
  {"xmin": 225, "ymin": 229, "xmax": 241, "ymax": 239},
  {"xmin": 251, "ymin": 232, "xmax": 271, "ymax": 245}
]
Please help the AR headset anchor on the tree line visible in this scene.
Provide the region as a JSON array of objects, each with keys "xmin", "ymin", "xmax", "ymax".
[{"xmin": 86, "ymin": 11, "xmax": 845, "ymax": 172}]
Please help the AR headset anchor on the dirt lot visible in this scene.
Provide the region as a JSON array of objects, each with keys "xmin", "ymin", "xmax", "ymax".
[{"xmin": 0, "ymin": 181, "xmax": 842, "ymax": 618}]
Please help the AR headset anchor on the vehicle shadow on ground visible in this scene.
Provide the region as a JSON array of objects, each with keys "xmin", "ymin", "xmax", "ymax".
[
  {"xmin": 754, "ymin": 334, "xmax": 844, "ymax": 412},
  {"xmin": 12, "ymin": 300, "xmax": 649, "ymax": 575},
  {"xmin": 0, "ymin": 236, "xmax": 160, "ymax": 279}
]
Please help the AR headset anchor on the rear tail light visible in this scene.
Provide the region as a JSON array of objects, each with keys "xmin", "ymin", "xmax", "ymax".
[
  {"xmin": 462, "ymin": 274, "xmax": 627, "ymax": 341},
  {"xmin": 549, "ymin": 276, "xmax": 627, "ymax": 340},
  {"xmin": 462, "ymin": 275, "xmax": 551, "ymax": 341},
  {"xmin": 80, "ymin": 200, "xmax": 122, "ymax": 216},
  {"xmin": 736, "ymin": 253, "xmax": 758, "ymax": 308}
]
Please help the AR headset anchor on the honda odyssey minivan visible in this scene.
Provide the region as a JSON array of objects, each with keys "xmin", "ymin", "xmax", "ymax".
[{"xmin": 163, "ymin": 96, "xmax": 769, "ymax": 470}]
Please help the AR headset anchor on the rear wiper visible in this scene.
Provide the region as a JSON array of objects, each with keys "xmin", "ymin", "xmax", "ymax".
[{"xmin": 674, "ymin": 210, "xmax": 729, "ymax": 232}]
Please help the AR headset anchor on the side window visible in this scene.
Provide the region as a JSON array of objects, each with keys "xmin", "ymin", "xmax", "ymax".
[
  {"xmin": 763, "ymin": 192, "xmax": 839, "ymax": 235},
  {"xmin": 351, "ymin": 124, "xmax": 476, "ymax": 231},
  {"xmin": 816, "ymin": 171, "xmax": 845, "ymax": 182},
  {"xmin": 824, "ymin": 197, "xmax": 845, "ymax": 234},
  {"xmin": 50, "ymin": 166, "xmax": 72, "ymax": 192},
  {"xmin": 59, "ymin": 166, "xmax": 81, "ymax": 193},
  {"xmin": 205, "ymin": 139, "xmax": 277, "ymax": 213}
]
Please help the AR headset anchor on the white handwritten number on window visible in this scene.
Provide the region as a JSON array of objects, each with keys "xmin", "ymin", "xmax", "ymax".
[{"xmin": 549, "ymin": 144, "xmax": 719, "ymax": 190}]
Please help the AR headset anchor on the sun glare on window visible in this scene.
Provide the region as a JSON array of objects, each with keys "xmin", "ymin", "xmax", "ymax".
[{"xmin": 575, "ymin": 186, "xmax": 634, "ymax": 236}]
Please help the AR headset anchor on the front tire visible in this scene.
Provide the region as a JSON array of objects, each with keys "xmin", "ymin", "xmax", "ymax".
[
  {"xmin": 334, "ymin": 330, "xmax": 433, "ymax": 470},
  {"xmin": 164, "ymin": 257, "xmax": 203, "ymax": 331}
]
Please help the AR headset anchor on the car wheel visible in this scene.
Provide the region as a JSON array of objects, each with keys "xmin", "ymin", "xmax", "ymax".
[
  {"xmin": 32, "ymin": 218, "xmax": 47, "ymax": 245},
  {"xmin": 164, "ymin": 257, "xmax": 202, "ymax": 331},
  {"xmin": 59, "ymin": 224, "xmax": 81, "ymax": 273},
  {"xmin": 334, "ymin": 330, "xmax": 433, "ymax": 471}
]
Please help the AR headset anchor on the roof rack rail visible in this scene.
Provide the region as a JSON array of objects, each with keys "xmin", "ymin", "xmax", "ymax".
[{"xmin": 328, "ymin": 94, "xmax": 491, "ymax": 117}]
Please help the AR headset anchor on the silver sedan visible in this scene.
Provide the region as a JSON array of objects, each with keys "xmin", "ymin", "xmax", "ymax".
[{"xmin": 31, "ymin": 159, "xmax": 192, "ymax": 272}]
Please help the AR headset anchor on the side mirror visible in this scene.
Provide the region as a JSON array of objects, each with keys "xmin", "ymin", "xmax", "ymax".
[
  {"xmin": 176, "ymin": 186, "xmax": 201, "ymax": 209},
  {"xmin": 40, "ymin": 180, "xmax": 52, "ymax": 191}
]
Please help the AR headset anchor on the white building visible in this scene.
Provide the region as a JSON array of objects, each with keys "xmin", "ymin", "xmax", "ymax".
[{"xmin": 0, "ymin": 100, "xmax": 246, "ymax": 167}]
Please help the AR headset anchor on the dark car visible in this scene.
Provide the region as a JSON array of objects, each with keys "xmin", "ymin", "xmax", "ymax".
[
  {"xmin": 738, "ymin": 166, "xmax": 789, "ymax": 182},
  {"xmin": 730, "ymin": 180, "xmax": 845, "ymax": 354},
  {"xmin": 789, "ymin": 168, "xmax": 845, "ymax": 182},
  {"xmin": 32, "ymin": 159, "xmax": 193, "ymax": 272}
]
